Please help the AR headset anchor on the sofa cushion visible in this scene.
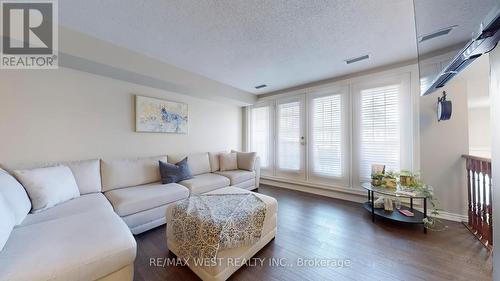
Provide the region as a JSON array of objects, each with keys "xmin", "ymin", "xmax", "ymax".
[
  {"xmin": 159, "ymin": 159, "xmax": 193, "ymax": 184},
  {"xmin": 0, "ymin": 194, "xmax": 15, "ymax": 251},
  {"xmin": 0, "ymin": 169, "xmax": 31, "ymax": 225},
  {"xmin": 20, "ymin": 193, "xmax": 112, "ymax": 227},
  {"xmin": 168, "ymin": 152, "xmax": 211, "ymax": 176},
  {"xmin": 66, "ymin": 159, "xmax": 102, "ymax": 194},
  {"xmin": 105, "ymin": 182, "xmax": 189, "ymax": 217},
  {"xmin": 208, "ymin": 151, "xmax": 226, "ymax": 172},
  {"xmin": 219, "ymin": 152, "xmax": 238, "ymax": 171},
  {"xmin": 178, "ymin": 173, "xmax": 230, "ymax": 194},
  {"xmin": 231, "ymin": 150, "xmax": 257, "ymax": 171},
  {"xmin": 121, "ymin": 204, "xmax": 169, "ymax": 235},
  {"xmin": 232, "ymin": 178, "xmax": 256, "ymax": 190},
  {"xmin": 13, "ymin": 166, "xmax": 80, "ymax": 213},
  {"xmin": 101, "ymin": 155, "xmax": 166, "ymax": 192},
  {"xmin": 215, "ymin": 170, "xmax": 256, "ymax": 186},
  {"xmin": 0, "ymin": 207, "xmax": 136, "ymax": 281}
]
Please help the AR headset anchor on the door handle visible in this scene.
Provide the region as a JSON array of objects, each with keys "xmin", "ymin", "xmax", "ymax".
[{"xmin": 300, "ymin": 136, "xmax": 306, "ymax": 145}]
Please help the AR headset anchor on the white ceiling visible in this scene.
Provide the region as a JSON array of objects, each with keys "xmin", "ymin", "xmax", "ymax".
[
  {"xmin": 414, "ymin": 0, "xmax": 499, "ymax": 55},
  {"xmin": 57, "ymin": 0, "xmax": 496, "ymax": 95}
]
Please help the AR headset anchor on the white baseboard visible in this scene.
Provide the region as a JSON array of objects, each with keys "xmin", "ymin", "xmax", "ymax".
[
  {"xmin": 260, "ymin": 178, "xmax": 368, "ymax": 204},
  {"xmin": 416, "ymin": 209, "xmax": 467, "ymax": 223},
  {"xmin": 260, "ymin": 177, "xmax": 467, "ymax": 223}
]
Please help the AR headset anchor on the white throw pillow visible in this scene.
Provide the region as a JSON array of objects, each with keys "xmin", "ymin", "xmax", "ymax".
[
  {"xmin": 219, "ymin": 152, "xmax": 238, "ymax": 171},
  {"xmin": 208, "ymin": 151, "xmax": 227, "ymax": 172},
  {"xmin": 0, "ymin": 193, "xmax": 15, "ymax": 251},
  {"xmin": 231, "ymin": 150, "xmax": 257, "ymax": 171},
  {"xmin": 14, "ymin": 165, "xmax": 80, "ymax": 213},
  {"xmin": 66, "ymin": 159, "xmax": 102, "ymax": 195},
  {"xmin": 0, "ymin": 169, "xmax": 31, "ymax": 225}
]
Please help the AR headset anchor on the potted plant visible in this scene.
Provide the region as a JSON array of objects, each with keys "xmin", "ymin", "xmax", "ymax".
[
  {"xmin": 403, "ymin": 171, "xmax": 447, "ymax": 231},
  {"xmin": 383, "ymin": 171, "xmax": 397, "ymax": 189},
  {"xmin": 371, "ymin": 172, "xmax": 384, "ymax": 186},
  {"xmin": 399, "ymin": 170, "xmax": 413, "ymax": 186}
]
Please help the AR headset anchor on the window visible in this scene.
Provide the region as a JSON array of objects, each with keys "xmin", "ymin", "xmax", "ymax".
[
  {"xmin": 310, "ymin": 94, "xmax": 343, "ymax": 178},
  {"xmin": 250, "ymin": 106, "xmax": 271, "ymax": 168},
  {"xmin": 246, "ymin": 71, "xmax": 413, "ymax": 190},
  {"xmin": 358, "ymin": 84, "xmax": 401, "ymax": 180},
  {"xmin": 353, "ymin": 73, "xmax": 412, "ymax": 184}
]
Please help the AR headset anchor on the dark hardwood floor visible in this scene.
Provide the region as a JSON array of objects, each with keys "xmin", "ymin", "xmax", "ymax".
[{"xmin": 134, "ymin": 185, "xmax": 492, "ymax": 281}]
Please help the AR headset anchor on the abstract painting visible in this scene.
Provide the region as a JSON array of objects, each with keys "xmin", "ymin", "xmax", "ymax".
[{"xmin": 135, "ymin": 95, "xmax": 188, "ymax": 133}]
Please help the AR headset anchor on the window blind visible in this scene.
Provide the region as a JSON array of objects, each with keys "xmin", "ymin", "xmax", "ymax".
[
  {"xmin": 359, "ymin": 84, "xmax": 400, "ymax": 180},
  {"xmin": 277, "ymin": 101, "xmax": 301, "ymax": 170},
  {"xmin": 250, "ymin": 106, "xmax": 270, "ymax": 168},
  {"xmin": 311, "ymin": 94, "xmax": 343, "ymax": 177}
]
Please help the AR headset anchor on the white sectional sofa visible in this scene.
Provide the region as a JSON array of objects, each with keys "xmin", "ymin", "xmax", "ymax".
[
  {"xmin": 0, "ymin": 151, "xmax": 260, "ymax": 281},
  {"xmin": 0, "ymin": 160, "xmax": 137, "ymax": 281}
]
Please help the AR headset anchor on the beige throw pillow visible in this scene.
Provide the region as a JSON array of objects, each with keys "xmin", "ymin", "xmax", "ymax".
[
  {"xmin": 219, "ymin": 152, "xmax": 238, "ymax": 171},
  {"xmin": 14, "ymin": 165, "xmax": 80, "ymax": 213},
  {"xmin": 208, "ymin": 151, "xmax": 226, "ymax": 172},
  {"xmin": 231, "ymin": 150, "xmax": 257, "ymax": 171}
]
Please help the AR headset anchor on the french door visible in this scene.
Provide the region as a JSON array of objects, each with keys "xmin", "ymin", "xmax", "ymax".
[
  {"xmin": 307, "ymin": 85, "xmax": 350, "ymax": 186},
  {"xmin": 275, "ymin": 95, "xmax": 306, "ymax": 180}
]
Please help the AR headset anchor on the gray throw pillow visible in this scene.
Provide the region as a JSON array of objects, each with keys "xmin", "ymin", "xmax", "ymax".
[{"xmin": 159, "ymin": 158, "xmax": 193, "ymax": 184}]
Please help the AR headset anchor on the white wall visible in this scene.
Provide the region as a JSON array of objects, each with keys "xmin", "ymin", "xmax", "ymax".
[
  {"xmin": 489, "ymin": 45, "xmax": 500, "ymax": 281},
  {"xmin": 419, "ymin": 54, "xmax": 492, "ymax": 217},
  {"xmin": 468, "ymin": 107, "xmax": 491, "ymax": 157},
  {"xmin": 419, "ymin": 78, "xmax": 469, "ymax": 216},
  {"xmin": 0, "ymin": 67, "xmax": 242, "ymax": 167},
  {"xmin": 462, "ymin": 55, "xmax": 491, "ymax": 157},
  {"xmin": 58, "ymin": 26, "xmax": 256, "ymax": 106}
]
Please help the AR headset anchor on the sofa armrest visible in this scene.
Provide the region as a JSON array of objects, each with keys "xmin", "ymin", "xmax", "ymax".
[{"xmin": 254, "ymin": 156, "xmax": 261, "ymax": 188}]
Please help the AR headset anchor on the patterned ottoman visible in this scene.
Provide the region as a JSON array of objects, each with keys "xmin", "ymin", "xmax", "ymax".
[{"xmin": 166, "ymin": 187, "xmax": 278, "ymax": 281}]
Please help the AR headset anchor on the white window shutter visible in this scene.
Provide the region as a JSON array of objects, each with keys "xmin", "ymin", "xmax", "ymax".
[
  {"xmin": 359, "ymin": 84, "xmax": 401, "ymax": 180},
  {"xmin": 311, "ymin": 94, "xmax": 343, "ymax": 177},
  {"xmin": 277, "ymin": 101, "xmax": 301, "ymax": 171},
  {"xmin": 249, "ymin": 105, "xmax": 271, "ymax": 168}
]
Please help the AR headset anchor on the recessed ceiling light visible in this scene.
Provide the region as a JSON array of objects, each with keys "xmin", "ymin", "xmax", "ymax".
[
  {"xmin": 255, "ymin": 84, "xmax": 267, "ymax": 89},
  {"xmin": 345, "ymin": 54, "xmax": 370, "ymax": 65},
  {"xmin": 419, "ymin": 25, "xmax": 457, "ymax": 43}
]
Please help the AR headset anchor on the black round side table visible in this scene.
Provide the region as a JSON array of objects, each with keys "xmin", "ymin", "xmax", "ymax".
[{"xmin": 361, "ymin": 182, "xmax": 429, "ymax": 233}]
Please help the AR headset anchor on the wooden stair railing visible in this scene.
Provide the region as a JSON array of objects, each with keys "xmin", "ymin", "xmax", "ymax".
[{"xmin": 462, "ymin": 154, "xmax": 492, "ymax": 250}]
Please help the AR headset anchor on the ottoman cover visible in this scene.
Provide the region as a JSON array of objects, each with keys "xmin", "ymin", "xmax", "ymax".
[{"xmin": 166, "ymin": 187, "xmax": 277, "ymax": 281}]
